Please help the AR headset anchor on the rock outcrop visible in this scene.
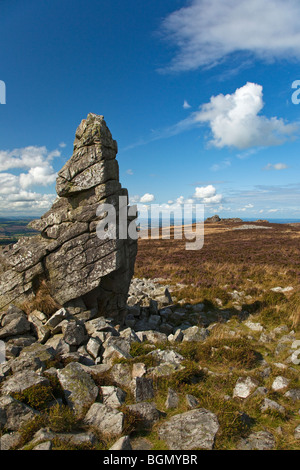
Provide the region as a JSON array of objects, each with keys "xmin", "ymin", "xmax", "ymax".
[{"xmin": 0, "ymin": 113, "xmax": 137, "ymax": 320}]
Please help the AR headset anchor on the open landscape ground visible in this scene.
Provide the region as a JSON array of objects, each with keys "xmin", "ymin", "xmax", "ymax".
[{"xmin": 0, "ymin": 220, "xmax": 299, "ymax": 450}]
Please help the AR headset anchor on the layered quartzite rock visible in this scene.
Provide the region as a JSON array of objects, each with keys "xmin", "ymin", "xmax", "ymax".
[{"xmin": 0, "ymin": 113, "xmax": 137, "ymax": 320}]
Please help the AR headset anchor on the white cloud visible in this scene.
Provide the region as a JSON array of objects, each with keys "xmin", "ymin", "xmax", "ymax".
[
  {"xmin": 161, "ymin": 0, "xmax": 300, "ymax": 72},
  {"xmin": 124, "ymin": 82, "xmax": 298, "ymax": 153},
  {"xmin": 140, "ymin": 193, "xmax": 155, "ymax": 203},
  {"xmin": 183, "ymin": 100, "xmax": 191, "ymax": 109},
  {"xmin": 0, "ymin": 146, "xmax": 59, "ymax": 172},
  {"xmin": 194, "ymin": 83, "xmax": 298, "ymax": 149},
  {"xmin": 0, "ymin": 145, "xmax": 60, "ymax": 215},
  {"xmin": 263, "ymin": 163, "xmax": 288, "ymax": 171},
  {"xmin": 126, "ymin": 169, "xmax": 134, "ymax": 175},
  {"xmin": 0, "ymin": 173, "xmax": 20, "ymax": 195},
  {"xmin": 59, "ymin": 142, "xmax": 67, "ymax": 148},
  {"xmin": 193, "ymin": 185, "xmax": 222, "ymax": 204},
  {"xmin": 19, "ymin": 165, "xmax": 57, "ymax": 189}
]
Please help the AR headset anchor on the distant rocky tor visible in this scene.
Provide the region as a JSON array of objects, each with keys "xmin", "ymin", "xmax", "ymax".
[
  {"xmin": 205, "ymin": 215, "xmax": 243, "ymax": 223},
  {"xmin": 205, "ymin": 215, "xmax": 271, "ymax": 224},
  {"xmin": 0, "ymin": 113, "xmax": 137, "ymax": 321}
]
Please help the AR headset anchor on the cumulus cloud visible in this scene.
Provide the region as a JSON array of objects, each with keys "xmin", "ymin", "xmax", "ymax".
[
  {"xmin": 263, "ymin": 163, "xmax": 288, "ymax": 171},
  {"xmin": 0, "ymin": 145, "xmax": 60, "ymax": 215},
  {"xmin": 0, "ymin": 146, "xmax": 59, "ymax": 172},
  {"xmin": 193, "ymin": 185, "xmax": 223, "ymax": 204},
  {"xmin": 140, "ymin": 193, "xmax": 155, "ymax": 203},
  {"xmin": 194, "ymin": 83, "xmax": 298, "ymax": 149},
  {"xmin": 125, "ymin": 83, "xmax": 298, "ymax": 153},
  {"xmin": 160, "ymin": 0, "xmax": 300, "ymax": 72}
]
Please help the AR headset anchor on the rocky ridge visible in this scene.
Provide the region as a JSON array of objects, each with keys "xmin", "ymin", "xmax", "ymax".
[{"xmin": 0, "ymin": 113, "xmax": 137, "ymax": 321}]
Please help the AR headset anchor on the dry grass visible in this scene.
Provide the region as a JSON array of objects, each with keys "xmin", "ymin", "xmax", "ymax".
[
  {"xmin": 135, "ymin": 222, "xmax": 300, "ymax": 330},
  {"xmin": 21, "ymin": 279, "xmax": 61, "ymax": 317}
]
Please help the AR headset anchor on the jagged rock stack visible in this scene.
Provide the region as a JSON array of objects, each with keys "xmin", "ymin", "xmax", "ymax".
[{"xmin": 0, "ymin": 113, "xmax": 137, "ymax": 320}]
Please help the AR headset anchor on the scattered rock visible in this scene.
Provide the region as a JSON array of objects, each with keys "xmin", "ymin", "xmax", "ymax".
[
  {"xmin": 158, "ymin": 409, "xmax": 219, "ymax": 450},
  {"xmin": 1, "ymin": 370, "xmax": 50, "ymax": 396},
  {"xmin": 0, "ymin": 396, "xmax": 38, "ymax": 431},
  {"xmin": 126, "ymin": 402, "xmax": 160, "ymax": 428},
  {"xmin": 57, "ymin": 362, "xmax": 98, "ymax": 417},
  {"xmin": 261, "ymin": 398, "xmax": 285, "ymax": 414},
  {"xmin": 294, "ymin": 425, "xmax": 300, "ymax": 440},
  {"xmin": 109, "ymin": 436, "xmax": 132, "ymax": 450},
  {"xmin": 284, "ymin": 388, "xmax": 300, "ymax": 402},
  {"xmin": 271, "ymin": 376, "xmax": 290, "ymax": 392},
  {"xmin": 237, "ymin": 431, "xmax": 276, "ymax": 450},
  {"xmin": 83, "ymin": 403, "xmax": 124, "ymax": 436},
  {"xmin": 101, "ymin": 386, "xmax": 126, "ymax": 408},
  {"xmin": 233, "ymin": 376, "xmax": 259, "ymax": 399},
  {"xmin": 131, "ymin": 377, "xmax": 154, "ymax": 403},
  {"xmin": 244, "ymin": 320, "xmax": 264, "ymax": 332},
  {"xmin": 165, "ymin": 388, "xmax": 179, "ymax": 409},
  {"xmin": 186, "ymin": 394, "xmax": 200, "ymax": 409},
  {"xmin": 0, "ymin": 431, "xmax": 22, "ymax": 450}
]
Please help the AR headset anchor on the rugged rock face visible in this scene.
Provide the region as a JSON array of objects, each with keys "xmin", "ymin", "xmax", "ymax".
[{"xmin": 0, "ymin": 113, "xmax": 137, "ymax": 320}]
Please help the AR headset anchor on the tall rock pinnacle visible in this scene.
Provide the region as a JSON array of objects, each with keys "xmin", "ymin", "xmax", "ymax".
[{"xmin": 0, "ymin": 113, "xmax": 137, "ymax": 320}]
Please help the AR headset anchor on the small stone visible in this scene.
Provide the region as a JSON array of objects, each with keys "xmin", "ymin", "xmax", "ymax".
[
  {"xmin": 32, "ymin": 441, "xmax": 53, "ymax": 450},
  {"xmin": 0, "ymin": 396, "xmax": 38, "ymax": 432},
  {"xmin": 57, "ymin": 362, "xmax": 98, "ymax": 417},
  {"xmin": 294, "ymin": 425, "xmax": 300, "ymax": 440},
  {"xmin": 86, "ymin": 337, "xmax": 102, "ymax": 360},
  {"xmin": 182, "ymin": 326, "xmax": 209, "ymax": 342},
  {"xmin": 233, "ymin": 376, "xmax": 259, "ymax": 399},
  {"xmin": 284, "ymin": 388, "xmax": 300, "ymax": 402},
  {"xmin": 109, "ymin": 436, "xmax": 132, "ymax": 450},
  {"xmin": 244, "ymin": 320, "xmax": 264, "ymax": 332},
  {"xmin": 237, "ymin": 431, "xmax": 275, "ymax": 450},
  {"xmin": 261, "ymin": 398, "xmax": 285, "ymax": 414},
  {"xmin": 132, "ymin": 363, "xmax": 147, "ymax": 378},
  {"xmin": 165, "ymin": 388, "xmax": 179, "ymax": 409},
  {"xmin": 101, "ymin": 386, "xmax": 126, "ymax": 408},
  {"xmin": 0, "ymin": 316, "xmax": 31, "ymax": 340},
  {"xmin": 168, "ymin": 329, "xmax": 184, "ymax": 343},
  {"xmin": 126, "ymin": 402, "xmax": 160, "ymax": 428},
  {"xmin": 83, "ymin": 403, "xmax": 124, "ymax": 436},
  {"xmin": 158, "ymin": 409, "xmax": 219, "ymax": 450},
  {"xmin": 186, "ymin": 394, "xmax": 200, "ymax": 409},
  {"xmin": 131, "ymin": 377, "xmax": 154, "ymax": 403},
  {"xmin": 62, "ymin": 320, "xmax": 86, "ymax": 347},
  {"xmin": 45, "ymin": 308, "xmax": 69, "ymax": 330},
  {"xmin": 290, "ymin": 349, "xmax": 300, "ymax": 366},
  {"xmin": 1, "ymin": 370, "xmax": 50, "ymax": 396},
  {"xmin": 271, "ymin": 376, "xmax": 290, "ymax": 392},
  {"xmin": 0, "ymin": 431, "xmax": 22, "ymax": 450},
  {"xmin": 110, "ymin": 363, "xmax": 132, "ymax": 389}
]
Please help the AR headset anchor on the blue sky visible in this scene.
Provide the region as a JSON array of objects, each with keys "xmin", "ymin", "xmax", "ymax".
[{"xmin": 0, "ymin": 0, "xmax": 300, "ymax": 219}]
